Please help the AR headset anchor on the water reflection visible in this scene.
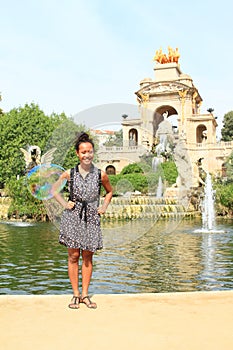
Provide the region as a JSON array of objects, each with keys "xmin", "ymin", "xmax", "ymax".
[{"xmin": 0, "ymin": 219, "xmax": 233, "ymax": 295}]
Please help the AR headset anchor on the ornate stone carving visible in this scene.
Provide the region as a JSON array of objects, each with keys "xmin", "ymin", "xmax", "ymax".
[{"xmin": 138, "ymin": 83, "xmax": 190, "ymax": 98}]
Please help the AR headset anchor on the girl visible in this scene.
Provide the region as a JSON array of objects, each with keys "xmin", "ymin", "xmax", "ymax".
[{"xmin": 53, "ymin": 132, "xmax": 112, "ymax": 309}]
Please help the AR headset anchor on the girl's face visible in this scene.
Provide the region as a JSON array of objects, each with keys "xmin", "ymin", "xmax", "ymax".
[{"xmin": 76, "ymin": 142, "xmax": 94, "ymax": 165}]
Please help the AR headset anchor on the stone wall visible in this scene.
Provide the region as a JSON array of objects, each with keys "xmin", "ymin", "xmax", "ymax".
[{"xmin": 0, "ymin": 197, "xmax": 11, "ymax": 219}]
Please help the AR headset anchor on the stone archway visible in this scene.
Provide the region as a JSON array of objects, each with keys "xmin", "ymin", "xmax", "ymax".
[
  {"xmin": 129, "ymin": 128, "xmax": 138, "ymax": 146},
  {"xmin": 196, "ymin": 124, "xmax": 207, "ymax": 143},
  {"xmin": 222, "ymin": 162, "xmax": 227, "ymax": 177},
  {"xmin": 153, "ymin": 105, "xmax": 178, "ymax": 137}
]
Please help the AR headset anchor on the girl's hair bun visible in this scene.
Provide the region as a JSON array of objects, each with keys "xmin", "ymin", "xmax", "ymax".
[
  {"xmin": 75, "ymin": 131, "xmax": 94, "ymax": 150},
  {"xmin": 78, "ymin": 132, "xmax": 89, "ymax": 142}
]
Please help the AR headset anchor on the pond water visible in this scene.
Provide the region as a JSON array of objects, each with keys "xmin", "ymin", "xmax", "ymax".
[{"xmin": 0, "ymin": 218, "xmax": 233, "ymax": 295}]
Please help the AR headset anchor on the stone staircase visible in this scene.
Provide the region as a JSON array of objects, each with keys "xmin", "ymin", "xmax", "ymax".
[{"xmin": 100, "ymin": 196, "xmax": 198, "ymax": 221}]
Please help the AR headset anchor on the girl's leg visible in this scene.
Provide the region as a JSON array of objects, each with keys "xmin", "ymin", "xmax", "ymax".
[
  {"xmin": 68, "ymin": 248, "xmax": 80, "ymax": 297},
  {"xmin": 81, "ymin": 250, "xmax": 97, "ymax": 308},
  {"xmin": 81, "ymin": 250, "xmax": 93, "ymax": 296}
]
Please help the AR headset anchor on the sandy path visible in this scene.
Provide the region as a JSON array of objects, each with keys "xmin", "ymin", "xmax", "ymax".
[{"xmin": 1, "ymin": 291, "xmax": 233, "ymax": 350}]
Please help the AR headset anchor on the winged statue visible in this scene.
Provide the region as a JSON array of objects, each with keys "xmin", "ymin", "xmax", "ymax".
[{"xmin": 20, "ymin": 145, "xmax": 57, "ymax": 172}]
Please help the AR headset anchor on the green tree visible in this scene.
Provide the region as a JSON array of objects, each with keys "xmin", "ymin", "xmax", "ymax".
[
  {"xmin": 44, "ymin": 118, "xmax": 90, "ymax": 170},
  {"xmin": 221, "ymin": 111, "xmax": 233, "ymax": 141},
  {"xmin": 0, "ymin": 93, "xmax": 3, "ymax": 116},
  {"xmin": 0, "ymin": 103, "xmax": 67, "ymax": 186},
  {"xmin": 103, "ymin": 129, "xmax": 123, "ymax": 147},
  {"xmin": 0, "ymin": 103, "xmax": 97, "ymax": 219},
  {"xmin": 224, "ymin": 150, "xmax": 233, "ymax": 182}
]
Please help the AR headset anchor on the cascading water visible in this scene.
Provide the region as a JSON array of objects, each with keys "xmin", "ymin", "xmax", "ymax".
[
  {"xmin": 201, "ymin": 172, "xmax": 216, "ymax": 231},
  {"xmin": 156, "ymin": 176, "xmax": 163, "ymax": 198},
  {"xmin": 194, "ymin": 172, "xmax": 225, "ymax": 234},
  {"xmin": 152, "ymin": 157, "xmax": 162, "ymax": 172}
]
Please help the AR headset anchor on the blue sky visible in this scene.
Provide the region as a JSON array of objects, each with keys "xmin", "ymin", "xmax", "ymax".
[{"xmin": 1, "ymin": 0, "xmax": 233, "ymax": 135}]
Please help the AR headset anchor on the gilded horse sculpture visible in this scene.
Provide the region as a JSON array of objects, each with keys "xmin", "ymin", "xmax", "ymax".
[{"xmin": 153, "ymin": 46, "xmax": 180, "ymax": 64}]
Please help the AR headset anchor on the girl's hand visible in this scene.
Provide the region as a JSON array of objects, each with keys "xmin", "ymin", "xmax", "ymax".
[
  {"xmin": 98, "ymin": 206, "xmax": 106, "ymax": 215},
  {"xmin": 98, "ymin": 201, "xmax": 110, "ymax": 214},
  {"xmin": 66, "ymin": 200, "xmax": 75, "ymax": 210}
]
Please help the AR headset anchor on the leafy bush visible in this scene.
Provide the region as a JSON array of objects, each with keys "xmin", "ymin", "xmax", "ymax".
[
  {"xmin": 109, "ymin": 172, "xmax": 158, "ymax": 195},
  {"xmin": 107, "ymin": 160, "xmax": 178, "ymax": 196},
  {"xmin": 123, "ymin": 173, "xmax": 149, "ymax": 193},
  {"xmin": 120, "ymin": 163, "xmax": 144, "ymax": 175},
  {"xmin": 161, "ymin": 161, "xmax": 178, "ymax": 185},
  {"xmin": 5, "ymin": 177, "xmax": 47, "ymax": 220},
  {"xmin": 215, "ymin": 182, "xmax": 233, "ymax": 209}
]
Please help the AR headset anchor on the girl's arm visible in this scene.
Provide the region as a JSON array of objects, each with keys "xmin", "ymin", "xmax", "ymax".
[
  {"xmin": 98, "ymin": 170, "xmax": 113, "ymax": 215},
  {"xmin": 52, "ymin": 169, "xmax": 75, "ymax": 210}
]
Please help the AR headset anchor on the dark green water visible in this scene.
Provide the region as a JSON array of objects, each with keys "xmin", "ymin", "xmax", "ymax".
[{"xmin": 0, "ymin": 218, "xmax": 233, "ymax": 295}]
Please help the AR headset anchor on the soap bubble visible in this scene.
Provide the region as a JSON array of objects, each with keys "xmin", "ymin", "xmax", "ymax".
[
  {"xmin": 42, "ymin": 103, "xmax": 193, "ymax": 247},
  {"xmin": 26, "ymin": 164, "xmax": 67, "ymax": 200}
]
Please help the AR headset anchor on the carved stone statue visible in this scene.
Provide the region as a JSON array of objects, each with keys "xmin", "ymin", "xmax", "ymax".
[
  {"xmin": 20, "ymin": 146, "xmax": 57, "ymax": 172},
  {"xmin": 202, "ymin": 130, "xmax": 207, "ymax": 141},
  {"xmin": 195, "ymin": 157, "xmax": 206, "ymax": 186}
]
